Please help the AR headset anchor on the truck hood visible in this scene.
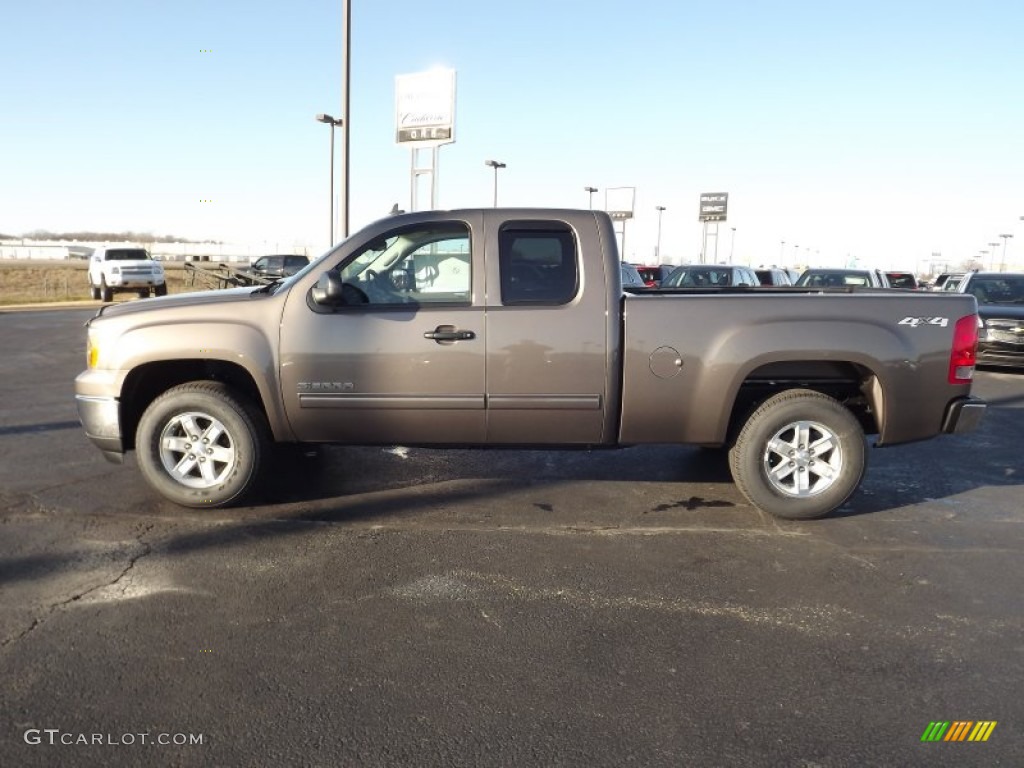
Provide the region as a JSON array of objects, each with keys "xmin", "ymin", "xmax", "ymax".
[
  {"xmin": 91, "ymin": 286, "xmax": 272, "ymax": 322},
  {"xmin": 978, "ymin": 303, "xmax": 1024, "ymax": 323}
]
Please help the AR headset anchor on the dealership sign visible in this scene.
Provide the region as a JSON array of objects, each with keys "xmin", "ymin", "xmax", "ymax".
[
  {"xmin": 395, "ymin": 69, "xmax": 456, "ymax": 145},
  {"xmin": 699, "ymin": 192, "xmax": 728, "ymax": 222}
]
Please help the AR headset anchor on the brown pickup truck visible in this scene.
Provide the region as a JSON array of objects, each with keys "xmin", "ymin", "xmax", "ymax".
[{"xmin": 75, "ymin": 208, "xmax": 986, "ymax": 519}]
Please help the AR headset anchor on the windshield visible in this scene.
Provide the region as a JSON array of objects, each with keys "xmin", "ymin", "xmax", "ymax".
[
  {"xmin": 106, "ymin": 249, "xmax": 150, "ymax": 261},
  {"xmin": 887, "ymin": 273, "xmax": 917, "ymax": 289},
  {"xmin": 796, "ymin": 271, "xmax": 870, "ymax": 287},
  {"xmin": 967, "ymin": 276, "xmax": 1024, "ymax": 305},
  {"xmin": 664, "ymin": 267, "xmax": 735, "ymax": 287}
]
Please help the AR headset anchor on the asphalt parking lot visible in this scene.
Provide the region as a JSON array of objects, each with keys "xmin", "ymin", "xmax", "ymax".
[{"xmin": 1, "ymin": 307, "xmax": 1022, "ymax": 767}]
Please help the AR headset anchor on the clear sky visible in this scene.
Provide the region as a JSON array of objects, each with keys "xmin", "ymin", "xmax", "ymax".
[{"xmin": 2, "ymin": 0, "xmax": 1022, "ymax": 270}]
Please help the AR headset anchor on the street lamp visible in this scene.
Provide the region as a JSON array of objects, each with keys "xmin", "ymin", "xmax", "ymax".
[
  {"xmin": 315, "ymin": 113, "xmax": 344, "ymax": 245},
  {"xmin": 999, "ymin": 233, "xmax": 1013, "ymax": 271},
  {"xmin": 584, "ymin": 186, "xmax": 598, "ymax": 209},
  {"xmin": 780, "ymin": 240, "xmax": 786, "ymax": 262},
  {"xmin": 987, "ymin": 242, "xmax": 1000, "ymax": 270},
  {"xmin": 655, "ymin": 206, "xmax": 666, "ymax": 261},
  {"xmin": 730, "ymin": 227, "xmax": 736, "ymax": 261},
  {"xmin": 485, "ymin": 160, "xmax": 506, "ymax": 207}
]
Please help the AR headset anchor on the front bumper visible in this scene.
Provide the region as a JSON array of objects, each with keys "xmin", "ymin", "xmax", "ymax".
[
  {"xmin": 941, "ymin": 396, "xmax": 987, "ymax": 434},
  {"xmin": 107, "ymin": 276, "xmax": 164, "ymax": 288},
  {"xmin": 977, "ymin": 342, "xmax": 1024, "ymax": 369},
  {"xmin": 75, "ymin": 395, "xmax": 125, "ymax": 463}
]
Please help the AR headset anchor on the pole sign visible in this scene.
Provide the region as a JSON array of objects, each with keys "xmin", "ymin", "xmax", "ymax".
[
  {"xmin": 605, "ymin": 186, "xmax": 635, "ymax": 220},
  {"xmin": 395, "ymin": 69, "xmax": 456, "ymax": 146},
  {"xmin": 699, "ymin": 192, "xmax": 728, "ymax": 222}
]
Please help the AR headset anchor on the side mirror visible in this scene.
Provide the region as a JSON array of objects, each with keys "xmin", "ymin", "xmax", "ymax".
[
  {"xmin": 311, "ymin": 271, "xmax": 368, "ymax": 307},
  {"xmin": 311, "ymin": 271, "xmax": 346, "ymax": 306}
]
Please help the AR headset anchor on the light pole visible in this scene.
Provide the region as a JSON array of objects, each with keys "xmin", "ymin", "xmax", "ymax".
[
  {"xmin": 485, "ymin": 160, "xmax": 506, "ymax": 207},
  {"xmin": 340, "ymin": 0, "xmax": 351, "ymax": 238},
  {"xmin": 987, "ymin": 242, "xmax": 1000, "ymax": 271},
  {"xmin": 999, "ymin": 233, "xmax": 1013, "ymax": 271},
  {"xmin": 585, "ymin": 186, "xmax": 598, "ymax": 209},
  {"xmin": 780, "ymin": 240, "xmax": 785, "ymax": 262},
  {"xmin": 654, "ymin": 206, "xmax": 666, "ymax": 261},
  {"xmin": 730, "ymin": 227, "xmax": 736, "ymax": 261},
  {"xmin": 315, "ymin": 113, "xmax": 344, "ymax": 245}
]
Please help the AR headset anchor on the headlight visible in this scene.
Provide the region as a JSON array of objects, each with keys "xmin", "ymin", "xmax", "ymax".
[{"xmin": 111, "ymin": 266, "xmax": 121, "ymax": 275}]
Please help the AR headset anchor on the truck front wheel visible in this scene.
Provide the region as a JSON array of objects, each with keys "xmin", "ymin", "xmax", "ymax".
[
  {"xmin": 136, "ymin": 382, "xmax": 267, "ymax": 508},
  {"xmin": 729, "ymin": 389, "xmax": 865, "ymax": 520}
]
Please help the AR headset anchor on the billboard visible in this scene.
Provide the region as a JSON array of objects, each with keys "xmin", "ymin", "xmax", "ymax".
[
  {"xmin": 395, "ymin": 69, "xmax": 456, "ymax": 146},
  {"xmin": 699, "ymin": 192, "xmax": 728, "ymax": 222}
]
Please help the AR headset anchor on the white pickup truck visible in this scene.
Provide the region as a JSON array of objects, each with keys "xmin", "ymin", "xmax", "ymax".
[{"xmin": 87, "ymin": 246, "xmax": 167, "ymax": 301}]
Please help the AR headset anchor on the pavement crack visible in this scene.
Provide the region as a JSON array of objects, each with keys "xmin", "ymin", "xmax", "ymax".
[{"xmin": 0, "ymin": 525, "xmax": 154, "ymax": 650}]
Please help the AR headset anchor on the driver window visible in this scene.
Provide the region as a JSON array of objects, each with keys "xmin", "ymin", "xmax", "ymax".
[{"xmin": 336, "ymin": 222, "xmax": 472, "ymax": 306}]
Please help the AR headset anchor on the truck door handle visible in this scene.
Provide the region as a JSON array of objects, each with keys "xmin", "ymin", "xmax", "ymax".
[{"xmin": 423, "ymin": 325, "xmax": 476, "ymax": 342}]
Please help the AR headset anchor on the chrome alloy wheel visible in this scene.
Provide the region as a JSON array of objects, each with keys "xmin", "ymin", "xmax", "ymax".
[
  {"xmin": 158, "ymin": 410, "xmax": 237, "ymax": 489},
  {"xmin": 762, "ymin": 419, "xmax": 843, "ymax": 497}
]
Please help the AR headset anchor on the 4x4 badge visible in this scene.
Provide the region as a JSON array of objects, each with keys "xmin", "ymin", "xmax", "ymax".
[{"xmin": 898, "ymin": 316, "xmax": 949, "ymax": 328}]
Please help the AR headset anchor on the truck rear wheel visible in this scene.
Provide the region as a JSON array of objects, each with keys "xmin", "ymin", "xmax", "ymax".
[
  {"xmin": 136, "ymin": 382, "xmax": 267, "ymax": 508},
  {"xmin": 729, "ymin": 389, "xmax": 865, "ymax": 520}
]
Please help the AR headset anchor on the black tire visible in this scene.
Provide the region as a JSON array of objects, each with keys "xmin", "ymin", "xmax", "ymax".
[
  {"xmin": 100, "ymin": 278, "xmax": 113, "ymax": 303},
  {"xmin": 90, "ymin": 282, "xmax": 100, "ymax": 300},
  {"xmin": 728, "ymin": 389, "xmax": 865, "ymax": 520},
  {"xmin": 136, "ymin": 382, "xmax": 268, "ymax": 508},
  {"xmin": 138, "ymin": 290, "xmax": 150, "ymax": 298},
  {"xmin": 155, "ymin": 283, "xmax": 168, "ymax": 297}
]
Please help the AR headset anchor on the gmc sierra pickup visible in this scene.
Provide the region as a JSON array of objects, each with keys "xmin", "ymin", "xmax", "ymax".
[{"xmin": 75, "ymin": 208, "xmax": 986, "ymax": 519}]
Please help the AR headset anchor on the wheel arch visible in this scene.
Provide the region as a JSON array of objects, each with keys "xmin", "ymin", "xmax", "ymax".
[
  {"xmin": 119, "ymin": 359, "xmax": 285, "ymax": 451},
  {"xmin": 720, "ymin": 359, "xmax": 882, "ymax": 448}
]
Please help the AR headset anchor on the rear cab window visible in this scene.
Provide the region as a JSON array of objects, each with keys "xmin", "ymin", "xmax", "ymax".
[{"xmin": 499, "ymin": 222, "xmax": 579, "ymax": 305}]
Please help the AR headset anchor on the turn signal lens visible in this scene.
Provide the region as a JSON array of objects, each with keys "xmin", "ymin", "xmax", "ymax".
[{"xmin": 87, "ymin": 336, "xmax": 99, "ymax": 368}]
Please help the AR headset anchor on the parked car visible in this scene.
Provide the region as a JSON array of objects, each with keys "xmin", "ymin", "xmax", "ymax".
[
  {"xmin": 795, "ymin": 268, "xmax": 891, "ymax": 288},
  {"xmin": 661, "ymin": 264, "xmax": 760, "ymax": 288},
  {"xmin": 620, "ymin": 263, "xmax": 646, "ymax": 288},
  {"xmin": 755, "ymin": 268, "xmax": 793, "ymax": 286},
  {"xmin": 955, "ymin": 271, "xmax": 1024, "ymax": 369},
  {"xmin": 87, "ymin": 246, "xmax": 167, "ymax": 302},
  {"xmin": 885, "ymin": 271, "xmax": 921, "ymax": 289},
  {"xmin": 634, "ymin": 264, "xmax": 675, "ymax": 287},
  {"xmin": 246, "ymin": 254, "xmax": 310, "ymax": 280},
  {"xmin": 931, "ymin": 272, "xmax": 966, "ymax": 292}
]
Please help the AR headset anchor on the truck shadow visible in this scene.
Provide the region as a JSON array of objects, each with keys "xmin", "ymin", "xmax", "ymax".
[
  {"xmin": 255, "ymin": 397, "xmax": 1022, "ymax": 521},
  {"xmin": 258, "ymin": 443, "xmax": 736, "ymax": 507}
]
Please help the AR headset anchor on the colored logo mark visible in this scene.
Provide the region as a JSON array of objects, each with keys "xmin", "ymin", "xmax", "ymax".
[{"xmin": 921, "ymin": 721, "xmax": 997, "ymax": 742}]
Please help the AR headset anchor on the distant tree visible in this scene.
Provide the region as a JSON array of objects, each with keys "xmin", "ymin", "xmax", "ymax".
[{"xmin": 18, "ymin": 230, "xmax": 207, "ymax": 243}]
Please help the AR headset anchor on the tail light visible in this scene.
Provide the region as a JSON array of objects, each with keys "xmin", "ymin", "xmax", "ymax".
[{"xmin": 948, "ymin": 314, "xmax": 979, "ymax": 384}]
